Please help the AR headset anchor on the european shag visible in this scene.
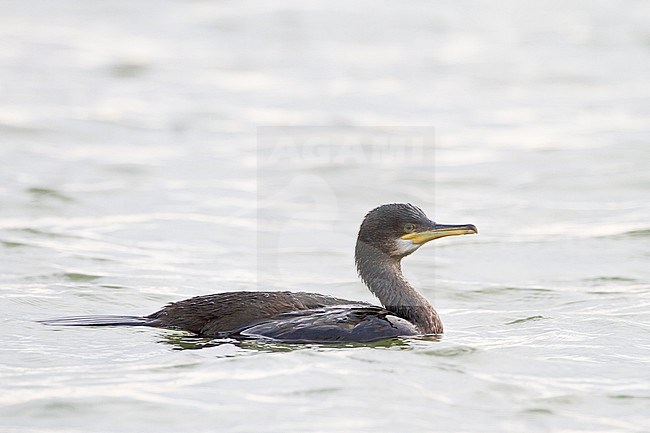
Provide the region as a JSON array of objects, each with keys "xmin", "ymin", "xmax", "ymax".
[{"xmin": 41, "ymin": 204, "xmax": 477, "ymax": 343}]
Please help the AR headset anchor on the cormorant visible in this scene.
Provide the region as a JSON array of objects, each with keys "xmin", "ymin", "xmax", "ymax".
[{"xmin": 41, "ymin": 204, "xmax": 477, "ymax": 343}]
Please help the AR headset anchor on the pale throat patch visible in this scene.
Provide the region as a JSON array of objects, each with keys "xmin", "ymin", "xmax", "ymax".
[{"xmin": 395, "ymin": 238, "xmax": 423, "ymax": 256}]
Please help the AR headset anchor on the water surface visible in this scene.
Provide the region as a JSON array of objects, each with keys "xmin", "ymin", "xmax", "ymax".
[{"xmin": 1, "ymin": 1, "xmax": 649, "ymax": 432}]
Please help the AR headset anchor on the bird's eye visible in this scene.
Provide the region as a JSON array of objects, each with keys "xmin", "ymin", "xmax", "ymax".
[{"xmin": 403, "ymin": 223, "xmax": 416, "ymax": 233}]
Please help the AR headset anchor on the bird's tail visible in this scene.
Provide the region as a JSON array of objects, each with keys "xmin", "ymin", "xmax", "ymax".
[{"xmin": 39, "ymin": 315, "xmax": 151, "ymax": 327}]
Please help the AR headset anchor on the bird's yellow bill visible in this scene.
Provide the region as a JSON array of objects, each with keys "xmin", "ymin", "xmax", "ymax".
[{"xmin": 401, "ymin": 224, "xmax": 478, "ymax": 244}]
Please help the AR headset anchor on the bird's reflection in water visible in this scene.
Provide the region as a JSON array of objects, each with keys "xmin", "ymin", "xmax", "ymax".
[{"xmin": 160, "ymin": 332, "xmax": 442, "ymax": 353}]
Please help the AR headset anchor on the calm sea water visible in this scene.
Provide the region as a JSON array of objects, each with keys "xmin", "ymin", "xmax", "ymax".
[{"xmin": 1, "ymin": 1, "xmax": 649, "ymax": 432}]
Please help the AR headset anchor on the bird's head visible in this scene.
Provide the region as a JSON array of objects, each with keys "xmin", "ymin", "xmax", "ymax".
[{"xmin": 356, "ymin": 203, "xmax": 477, "ymax": 259}]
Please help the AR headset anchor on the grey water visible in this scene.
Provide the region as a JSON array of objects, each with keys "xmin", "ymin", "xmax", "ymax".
[{"xmin": 1, "ymin": 1, "xmax": 649, "ymax": 432}]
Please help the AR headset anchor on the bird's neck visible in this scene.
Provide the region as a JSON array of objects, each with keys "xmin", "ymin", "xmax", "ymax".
[{"xmin": 355, "ymin": 242, "xmax": 443, "ymax": 334}]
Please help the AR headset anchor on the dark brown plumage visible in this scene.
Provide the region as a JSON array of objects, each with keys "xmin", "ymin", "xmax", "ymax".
[
  {"xmin": 41, "ymin": 204, "xmax": 477, "ymax": 343},
  {"xmin": 147, "ymin": 291, "xmax": 352, "ymax": 335}
]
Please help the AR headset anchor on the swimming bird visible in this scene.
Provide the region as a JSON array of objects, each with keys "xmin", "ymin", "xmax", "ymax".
[{"xmin": 41, "ymin": 204, "xmax": 477, "ymax": 343}]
